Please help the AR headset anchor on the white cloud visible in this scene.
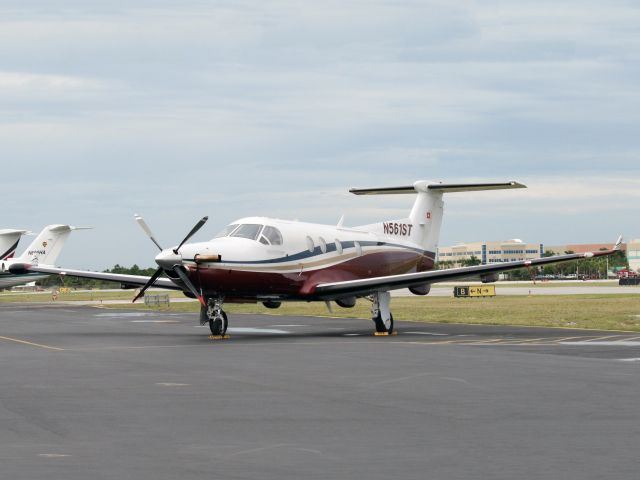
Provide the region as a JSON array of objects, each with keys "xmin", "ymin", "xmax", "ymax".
[
  {"xmin": 0, "ymin": 72, "xmax": 106, "ymax": 90},
  {"xmin": 0, "ymin": 1, "xmax": 638, "ymax": 267}
]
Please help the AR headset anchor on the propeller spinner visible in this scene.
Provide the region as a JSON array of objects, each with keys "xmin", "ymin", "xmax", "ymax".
[{"xmin": 132, "ymin": 214, "xmax": 209, "ymax": 306}]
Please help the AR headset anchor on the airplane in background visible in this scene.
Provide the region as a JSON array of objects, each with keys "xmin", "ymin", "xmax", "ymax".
[
  {"xmin": 11, "ymin": 180, "xmax": 622, "ymax": 336},
  {"xmin": 0, "ymin": 229, "xmax": 29, "ymax": 260},
  {"xmin": 0, "ymin": 225, "xmax": 88, "ymax": 289}
]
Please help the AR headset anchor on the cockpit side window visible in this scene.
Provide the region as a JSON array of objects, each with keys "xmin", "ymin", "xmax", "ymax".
[
  {"xmin": 230, "ymin": 224, "xmax": 263, "ymax": 240},
  {"xmin": 214, "ymin": 224, "xmax": 239, "ymax": 238},
  {"xmin": 261, "ymin": 226, "xmax": 283, "ymax": 246}
]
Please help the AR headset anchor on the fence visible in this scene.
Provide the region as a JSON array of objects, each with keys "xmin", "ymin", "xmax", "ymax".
[{"xmin": 144, "ymin": 293, "xmax": 171, "ymax": 307}]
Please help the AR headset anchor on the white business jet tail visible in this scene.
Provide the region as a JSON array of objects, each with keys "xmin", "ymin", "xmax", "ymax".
[
  {"xmin": 17, "ymin": 225, "xmax": 91, "ymax": 266},
  {"xmin": 0, "ymin": 229, "xmax": 29, "ymax": 260},
  {"xmin": 350, "ymin": 180, "xmax": 526, "ymax": 252}
]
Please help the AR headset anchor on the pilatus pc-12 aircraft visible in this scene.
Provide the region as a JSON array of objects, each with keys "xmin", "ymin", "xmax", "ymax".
[{"xmin": 11, "ymin": 181, "xmax": 621, "ymax": 336}]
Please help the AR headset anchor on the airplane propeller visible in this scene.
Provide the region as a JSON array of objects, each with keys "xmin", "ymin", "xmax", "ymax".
[{"xmin": 132, "ymin": 214, "xmax": 209, "ymax": 306}]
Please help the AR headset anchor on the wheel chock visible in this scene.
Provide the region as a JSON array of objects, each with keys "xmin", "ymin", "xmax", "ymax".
[
  {"xmin": 373, "ymin": 331, "xmax": 398, "ymax": 336},
  {"xmin": 208, "ymin": 335, "xmax": 231, "ymax": 341}
]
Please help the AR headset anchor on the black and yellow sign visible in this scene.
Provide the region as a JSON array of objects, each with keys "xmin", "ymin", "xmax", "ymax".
[{"xmin": 454, "ymin": 285, "xmax": 496, "ymax": 298}]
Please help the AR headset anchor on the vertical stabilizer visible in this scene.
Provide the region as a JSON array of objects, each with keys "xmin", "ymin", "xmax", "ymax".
[
  {"xmin": 0, "ymin": 229, "xmax": 28, "ymax": 260},
  {"xmin": 17, "ymin": 225, "xmax": 89, "ymax": 266}
]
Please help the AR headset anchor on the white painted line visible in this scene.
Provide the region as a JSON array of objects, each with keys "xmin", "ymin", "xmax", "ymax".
[
  {"xmin": 343, "ymin": 333, "xmax": 361, "ymax": 336},
  {"xmin": 583, "ymin": 335, "xmax": 626, "ymax": 342},
  {"xmin": 271, "ymin": 324, "xmax": 306, "ymax": 327},
  {"xmin": 560, "ymin": 341, "xmax": 640, "ymax": 346},
  {"xmin": 619, "ymin": 358, "xmax": 640, "ymax": 362},
  {"xmin": 156, "ymin": 382, "xmax": 190, "ymax": 387},
  {"xmin": 38, "ymin": 454, "xmax": 71, "ymax": 458},
  {"xmin": 405, "ymin": 331, "xmax": 449, "ymax": 336},
  {"xmin": 227, "ymin": 327, "xmax": 290, "ymax": 334}
]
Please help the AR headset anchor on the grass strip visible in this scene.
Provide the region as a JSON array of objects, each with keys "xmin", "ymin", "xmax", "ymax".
[{"xmin": 92, "ymin": 294, "xmax": 640, "ymax": 332}]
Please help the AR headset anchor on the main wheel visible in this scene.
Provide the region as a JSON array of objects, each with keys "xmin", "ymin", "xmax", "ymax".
[
  {"xmin": 209, "ymin": 310, "xmax": 228, "ymax": 336},
  {"xmin": 373, "ymin": 312, "xmax": 394, "ymax": 333}
]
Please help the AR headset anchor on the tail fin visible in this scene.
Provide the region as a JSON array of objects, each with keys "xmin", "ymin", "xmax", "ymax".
[
  {"xmin": 17, "ymin": 225, "xmax": 90, "ymax": 266},
  {"xmin": 351, "ymin": 180, "xmax": 526, "ymax": 252},
  {"xmin": 0, "ymin": 229, "xmax": 29, "ymax": 260}
]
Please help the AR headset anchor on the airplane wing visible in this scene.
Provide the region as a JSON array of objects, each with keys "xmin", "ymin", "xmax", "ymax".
[
  {"xmin": 7, "ymin": 264, "xmax": 182, "ymax": 291},
  {"xmin": 312, "ymin": 237, "xmax": 623, "ymax": 299}
]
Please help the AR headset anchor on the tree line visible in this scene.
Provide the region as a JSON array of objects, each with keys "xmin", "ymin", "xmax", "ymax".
[{"xmin": 436, "ymin": 250, "xmax": 628, "ymax": 280}]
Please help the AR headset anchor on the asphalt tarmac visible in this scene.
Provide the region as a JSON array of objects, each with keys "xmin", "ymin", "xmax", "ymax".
[{"xmin": 2, "ymin": 304, "xmax": 640, "ymax": 480}]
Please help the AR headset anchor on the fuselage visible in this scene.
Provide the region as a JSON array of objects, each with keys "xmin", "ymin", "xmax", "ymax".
[
  {"xmin": 0, "ymin": 271, "xmax": 50, "ymax": 289},
  {"xmin": 172, "ymin": 217, "xmax": 433, "ymax": 301},
  {"xmin": 0, "ymin": 257, "xmax": 50, "ymax": 289}
]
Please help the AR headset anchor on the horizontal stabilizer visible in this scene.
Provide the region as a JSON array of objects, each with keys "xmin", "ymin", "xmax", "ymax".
[
  {"xmin": 350, "ymin": 180, "xmax": 526, "ymax": 195},
  {"xmin": 427, "ymin": 181, "xmax": 526, "ymax": 193},
  {"xmin": 350, "ymin": 186, "xmax": 416, "ymax": 195}
]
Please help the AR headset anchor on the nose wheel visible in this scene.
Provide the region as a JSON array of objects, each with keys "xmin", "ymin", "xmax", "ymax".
[
  {"xmin": 200, "ymin": 297, "xmax": 228, "ymax": 336},
  {"xmin": 209, "ymin": 311, "xmax": 228, "ymax": 336}
]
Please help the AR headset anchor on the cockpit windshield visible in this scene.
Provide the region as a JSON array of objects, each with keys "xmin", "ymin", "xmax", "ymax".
[
  {"xmin": 230, "ymin": 224, "xmax": 263, "ymax": 240},
  {"xmin": 214, "ymin": 224, "xmax": 239, "ymax": 238},
  {"xmin": 261, "ymin": 226, "xmax": 283, "ymax": 245},
  {"xmin": 214, "ymin": 223, "xmax": 284, "ymax": 245}
]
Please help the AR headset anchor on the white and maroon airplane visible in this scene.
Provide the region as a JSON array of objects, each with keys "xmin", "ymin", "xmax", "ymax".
[{"xmin": 10, "ymin": 181, "xmax": 621, "ymax": 335}]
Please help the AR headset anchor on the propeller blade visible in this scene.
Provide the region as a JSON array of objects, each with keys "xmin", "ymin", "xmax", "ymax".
[
  {"xmin": 134, "ymin": 214, "xmax": 163, "ymax": 251},
  {"xmin": 132, "ymin": 267, "xmax": 164, "ymax": 303},
  {"xmin": 173, "ymin": 216, "xmax": 208, "ymax": 254},
  {"xmin": 173, "ymin": 267, "xmax": 206, "ymax": 307}
]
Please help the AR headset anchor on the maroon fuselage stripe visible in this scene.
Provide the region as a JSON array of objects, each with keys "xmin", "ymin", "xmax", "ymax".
[{"xmin": 187, "ymin": 250, "xmax": 435, "ymax": 301}]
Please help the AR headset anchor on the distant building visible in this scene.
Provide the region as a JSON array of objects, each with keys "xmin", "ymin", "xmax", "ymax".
[
  {"xmin": 438, "ymin": 240, "xmax": 634, "ymax": 273},
  {"xmin": 437, "ymin": 239, "xmax": 544, "ymax": 267},
  {"xmin": 627, "ymin": 239, "xmax": 640, "ymax": 272}
]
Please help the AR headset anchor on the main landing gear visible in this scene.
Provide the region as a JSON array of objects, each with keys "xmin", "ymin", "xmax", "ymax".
[
  {"xmin": 200, "ymin": 297, "xmax": 228, "ymax": 336},
  {"xmin": 370, "ymin": 291, "xmax": 394, "ymax": 335}
]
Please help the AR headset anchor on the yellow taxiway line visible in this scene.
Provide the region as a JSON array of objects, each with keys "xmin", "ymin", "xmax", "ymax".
[{"xmin": 0, "ymin": 335, "xmax": 65, "ymax": 351}]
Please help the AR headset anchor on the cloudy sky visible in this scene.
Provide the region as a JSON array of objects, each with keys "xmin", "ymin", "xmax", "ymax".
[{"xmin": 2, "ymin": 0, "xmax": 639, "ymax": 269}]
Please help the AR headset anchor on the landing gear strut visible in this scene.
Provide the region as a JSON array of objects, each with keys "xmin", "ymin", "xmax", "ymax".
[
  {"xmin": 370, "ymin": 291, "xmax": 394, "ymax": 334},
  {"xmin": 200, "ymin": 297, "xmax": 228, "ymax": 336}
]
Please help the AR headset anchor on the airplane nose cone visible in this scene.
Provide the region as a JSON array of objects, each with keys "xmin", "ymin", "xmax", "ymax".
[{"xmin": 155, "ymin": 249, "xmax": 182, "ymax": 269}]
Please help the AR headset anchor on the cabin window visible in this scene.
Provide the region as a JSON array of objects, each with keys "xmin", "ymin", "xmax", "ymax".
[
  {"xmin": 231, "ymin": 224, "xmax": 263, "ymax": 241},
  {"xmin": 335, "ymin": 239, "xmax": 343, "ymax": 255},
  {"xmin": 318, "ymin": 237, "xmax": 327, "ymax": 254},
  {"xmin": 214, "ymin": 224, "xmax": 239, "ymax": 238},
  {"xmin": 262, "ymin": 226, "xmax": 283, "ymax": 246},
  {"xmin": 306, "ymin": 236, "xmax": 315, "ymax": 253}
]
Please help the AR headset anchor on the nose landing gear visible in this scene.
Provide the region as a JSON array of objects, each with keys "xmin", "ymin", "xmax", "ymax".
[{"xmin": 200, "ymin": 297, "xmax": 228, "ymax": 337}]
